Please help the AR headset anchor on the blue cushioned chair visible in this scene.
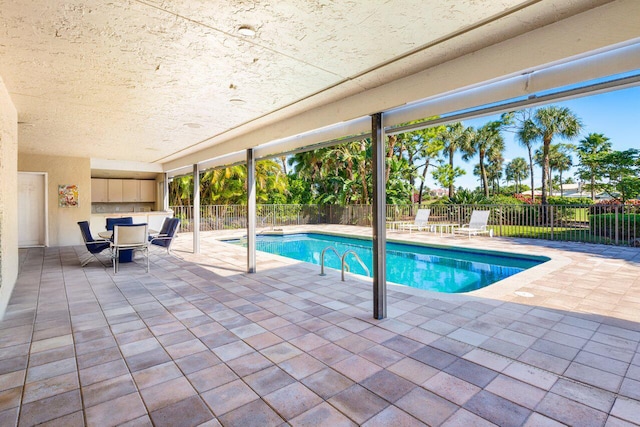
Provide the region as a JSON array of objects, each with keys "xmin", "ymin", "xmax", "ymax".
[
  {"xmin": 77, "ymin": 221, "xmax": 110, "ymax": 267},
  {"xmin": 106, "ymin": 216, "xmax": 133, "ymax": 231},
  {"xmin": 149, "ymin": 218, "xmax": 181, "ymax": 255}
]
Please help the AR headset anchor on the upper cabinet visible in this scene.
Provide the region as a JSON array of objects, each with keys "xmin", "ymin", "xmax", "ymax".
[
  {"xmin": 107, "ymin": 179, "xmax": 123, "ymax": 202},
  {"xmin": 92, "ymin": 179, "xmax": 156, "ymax": 203},
  {"xmin": 139, "ymin": 180, "xmax": 155, "ymax": 202},
  {"xmin": 91, "ymin": 179, "xmax": 108, "ymax": 202},
  {"xmin": 122, "ymin": 180, "xmax": 138, "ymax": 202}
]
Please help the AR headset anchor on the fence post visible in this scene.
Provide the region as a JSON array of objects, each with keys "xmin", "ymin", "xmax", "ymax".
[
  {"xmin": 615, "ymin": 205, "xmax": 619, "ymax": 245},
  {"xmin": 548, "ymin": 206, "xmax": 553, "ymax": 240}
]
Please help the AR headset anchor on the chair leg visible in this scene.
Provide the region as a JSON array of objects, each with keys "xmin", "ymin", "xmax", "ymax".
[{"xmin": 80, "ymin": 255, "xmax": 92, "ymax": 267}]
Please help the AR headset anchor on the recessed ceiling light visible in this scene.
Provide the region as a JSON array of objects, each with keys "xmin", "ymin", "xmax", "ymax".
[
  {"xmin": 238, "ymin": 25, "xmax": 256, "ymax": 37},
  {"xmin": 230, "ymin": 98, "xmax": 246, "ymax": 105},
  {"xmin": 184, "ymin": 122, "xmax": 203, "ymax": 129}
]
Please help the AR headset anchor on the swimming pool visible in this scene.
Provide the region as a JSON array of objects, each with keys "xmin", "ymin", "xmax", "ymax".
[{"xmin": 227, "ymin": 233, "xmax": 548, "ymax": 293}]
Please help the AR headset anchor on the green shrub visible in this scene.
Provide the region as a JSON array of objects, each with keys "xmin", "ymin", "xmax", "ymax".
[
  {"xmin": 444, "ymin": 189, "xmax": 489, "ymax": 205},
  {"xmin": 487, "ymin": 195, "xmax": 524, "ymax": 205},
  {"xmin": 548, "ymin": 196, "xmax": 593, "ymax": 206}
]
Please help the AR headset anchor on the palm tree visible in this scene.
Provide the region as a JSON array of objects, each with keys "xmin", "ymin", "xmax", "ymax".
[
  {"xmin": 485, "ymin": 143, "xmax": 505, "ymax": 195},
  {"xmin": 576, "ymin": 133, "xmax": 612, "ymax": 200},
  {"xmin": 548, "ymin": 143, "xmax": 574, "ymax": 196},
  {"xmin": 437, "ymin": 122, "xmax": 473, "ymax": 197},
  {"xmin": 201, "ymin": 165, "xmax": 247, "ymax": 205},
  {"xmin": 501, "ymin": 110, "xmax": 538, "ymax": 200},
  {"xmin": 168, "ymin": 175, "xmax": 193, "ymax": 206},
  {"xmin": 416, "ymin": 126, "xmax": 445, "ymax": 204},
  {"xmin": 505, "ymin": 157, "xmax": 529, "ymax": 194},
  {"xmin": 397, "ymin": 125, "xmax": 445, "ymax": 204},
  {"xmin": 253, "ymin": 159, "xmax": 288, "ymax": 202},
  {"xmin": 527, "ymin": 106, "xmax": 582, "ymax": 205},
  {"xmin": 462, "ymin": 121, "xmax": 504, "ymax": 197}
]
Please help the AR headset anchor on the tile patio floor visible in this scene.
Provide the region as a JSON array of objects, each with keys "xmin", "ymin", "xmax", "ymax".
[{"xmin": 1, "ymin": 225, "xmax": 639, "ymax": 426}]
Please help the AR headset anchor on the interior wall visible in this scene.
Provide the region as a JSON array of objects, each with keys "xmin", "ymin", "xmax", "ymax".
[
  {"xmin": 0, "ymin": 76, "xmax": 18, "ymax": 319},
  {"xmin": 18, "ymin": 154, "xmax": 91, "ymax": 247}
]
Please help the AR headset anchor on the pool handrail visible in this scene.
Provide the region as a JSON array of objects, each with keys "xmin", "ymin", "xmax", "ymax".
[
  {"xmin": 319, "ymin": 246, "xmax": 342, "ymax": 276},
  {"xmin": 341, "ymin": 250, "xmax": 370, "ymax": 281}
]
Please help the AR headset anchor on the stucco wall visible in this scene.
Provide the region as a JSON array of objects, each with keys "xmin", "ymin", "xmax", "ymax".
[
  {"xmin": 0, "ymin": 76, "xmax": 18, "ymax": 319},
  {"xmin": 18, "ymin": 154, "xmax": 91, "ymax": 247}
]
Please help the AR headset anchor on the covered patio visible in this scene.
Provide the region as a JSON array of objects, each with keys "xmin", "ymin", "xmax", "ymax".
[
  {"xmin": 2, "ymin": 1, "xmax": 640, "ymax": 425},
  {"xmin": 1, "ymin": 228, "xmax": 638, "ymax": 425}
]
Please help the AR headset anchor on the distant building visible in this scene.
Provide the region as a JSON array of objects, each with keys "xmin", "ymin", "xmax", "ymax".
[
  {"xmin": 429, "ymin": 188, "xmax": 448, "ymax": 198},
  {"xmin": 523, "ymin": 182, "xmax": 611, "ymax": 199}
]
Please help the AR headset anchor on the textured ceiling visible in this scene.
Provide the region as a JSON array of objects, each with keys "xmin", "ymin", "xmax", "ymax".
[{"xmin": 0, "ymin": 0, "xmax": 615, "ymax": 165}]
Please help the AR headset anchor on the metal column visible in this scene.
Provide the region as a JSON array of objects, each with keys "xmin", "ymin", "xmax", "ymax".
[
  {"xmin": 163, "ymin": 172, "xmax": 169, "ymax": 212},
  {"xmin": 247, "ymin": 148, "xmax": 257, "ymax": 273},
  {"xmin": 371, "ymin": 113, "xmax": 387, "ymax": 319},
  {"xmin": 192, "ymin": 164, "xmax": 200, "ymax": 254}
]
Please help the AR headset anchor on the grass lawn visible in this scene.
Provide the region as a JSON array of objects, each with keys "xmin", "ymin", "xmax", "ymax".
[{"xmin": 495, "ymin": 225, "xmax": 615, "ymax": 244}]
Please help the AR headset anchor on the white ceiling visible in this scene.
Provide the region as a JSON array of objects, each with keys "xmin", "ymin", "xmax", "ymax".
[{"xmin": 0, "ymin": 0, "xmax": 632, "ymax": 169}]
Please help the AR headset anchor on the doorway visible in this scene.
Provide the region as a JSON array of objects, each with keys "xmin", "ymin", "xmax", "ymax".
[{"xmin": 18, "ymin": 172, "xmax": 48, "ymax": 247}]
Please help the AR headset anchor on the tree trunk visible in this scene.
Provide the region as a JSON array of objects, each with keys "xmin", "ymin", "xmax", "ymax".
[
  {"xmin": 448, "ymin": 148, "xmax": 455, "ymax": 197},
  {"xmin": 591, "ymin": 174, "xmax": 596, "ymax": 201},
  {"xmin": 527, "ymin": 148, "xmax": 535, "ymax": 200},
  {"xmin": 541, "ymin": 138, "xmax": 550, "ymax": 206},
  {"xmin": 560, "ymin": 170, "xmax": 564, "ymax": 197},
  {"xmin": 360, "ymin": 141, "xmax": 369, "ymax": 204},
  {"xmin": 418, "ymin": 160, "xmax": 430, "ymax": 204},
  {"xmin": 479, "ymin": 152, "xmax": 489, "ymax": 198},
  {"xmin": 385, "ymin": 135, "xmax": 396, "ymax": 184}
]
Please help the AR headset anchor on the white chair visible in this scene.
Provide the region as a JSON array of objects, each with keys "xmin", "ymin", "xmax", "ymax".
[
  {"xmin": 397, "ymin": 209, "xmax": 432, "ymax": 233},
  {"xmin": 454, "ymin": 210, "xmax": 493, "ymax": 238},
  {"xmin": 111, "ymin": 223, "xmax": 149, "ymax": 274}
]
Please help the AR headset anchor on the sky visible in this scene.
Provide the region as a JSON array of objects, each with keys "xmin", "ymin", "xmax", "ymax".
[{"xmin": 422, "ymin": 84, "xmax": 640, "ymax": 191}]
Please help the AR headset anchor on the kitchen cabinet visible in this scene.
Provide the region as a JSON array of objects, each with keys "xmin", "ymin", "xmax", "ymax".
[
  {"xmin": 139, "ymin": 180, "xmax": 156, "ymax": 202},
  {"xmin": 122, "ymin": 180, "xmax": 138, "ymax": 202},
  {"xmin": 91, "ymin": 179, "xmax": 108, "ymax": 202},
  {"xmin": 92, "ymin": 178, "xmax": 156, "ymax": 203},
  {"xmin": 107, "ymin": 179, "xmax": 123, "ymax": 202}
]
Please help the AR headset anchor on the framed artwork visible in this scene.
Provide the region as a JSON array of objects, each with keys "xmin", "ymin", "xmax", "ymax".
[{"xmin": 58, "ymin": 184, "xmax": 78, "ymax": 207}]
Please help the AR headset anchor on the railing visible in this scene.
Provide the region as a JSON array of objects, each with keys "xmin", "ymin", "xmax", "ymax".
[
  {"xmin": 341, "ymin": 250, "xmax": 370, "ymax": 281},
  {"xmin": 170, "ymin": 203, "xmax": 640, "ymax": 246},
  {"xmin": 319, "ymin": 246, "xmax": 370, "ymax": 281}
]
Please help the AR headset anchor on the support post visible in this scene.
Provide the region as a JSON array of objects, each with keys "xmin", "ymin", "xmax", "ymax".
[
  {"xmin": 193, "ymin": 164, "xmax": 200, "ymax": 254},
  {"xmin": 247, "ymin": 149, "xmax": 257, "ymax": 273},
  {"xmin": 371, "ymin": 113, "xmax": 387, "ymax": 320},
  {"xmin": 163, "ymin": 173, "xmax": 169, "ymax": 212}
]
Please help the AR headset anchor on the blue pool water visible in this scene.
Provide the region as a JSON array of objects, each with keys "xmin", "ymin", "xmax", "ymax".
[{"xmin": 227, "ymin": 233, "xmax": 548, "ymax": 293}]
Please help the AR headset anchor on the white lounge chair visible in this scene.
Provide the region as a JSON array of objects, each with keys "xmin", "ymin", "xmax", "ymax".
[
  {"xmin": 454, "ymin": 210, "xmax": 493, "ymax": 238},
  {"xmin": 397, "ymin": 209, "xmax": 432, "ymax": 233}
]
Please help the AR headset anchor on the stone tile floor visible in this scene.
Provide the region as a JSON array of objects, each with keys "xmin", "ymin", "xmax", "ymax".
[{"xmin": 0, "ymin": 225, "xmax": 639, "ymax": 426}]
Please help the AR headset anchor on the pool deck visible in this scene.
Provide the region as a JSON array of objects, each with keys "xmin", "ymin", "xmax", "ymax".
[{"xmin": 1, "ymin": 225, "xmax": 639, "ymax": 426}]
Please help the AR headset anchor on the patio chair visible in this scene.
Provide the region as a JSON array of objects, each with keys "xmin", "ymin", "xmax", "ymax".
[
  {"xmin": 106, "ymin": 217, "xmax": 134, "ymax": 262},
  {"xmin": 77, "ymin": 221, "xmax": 110, "ymax": 267},
  {"xmin": 454, "ymin": 210, "xmax": 493, "ymax": 238},
  {"xmin": 111, "ymin": 223, "xmax": 149, "ymax": 274},
  {"xmin": 149, "ymin": 217, "xmax": 181, "ymax": 255},
  {"xmin": 397, "ymin": 209, "xmax": 432, "ymax": 233},
  {"xmin": 106, "ymin": 216, "xmax": 133, "ymax": 231}
]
